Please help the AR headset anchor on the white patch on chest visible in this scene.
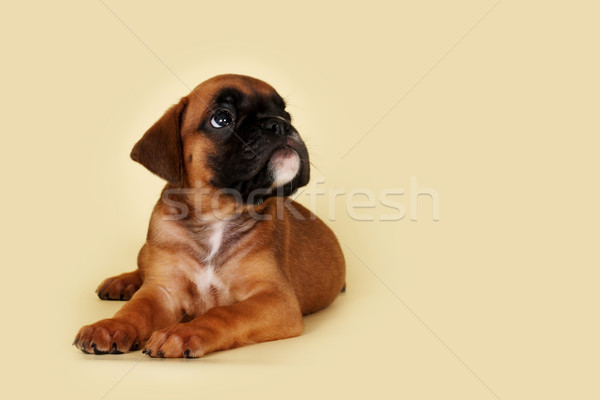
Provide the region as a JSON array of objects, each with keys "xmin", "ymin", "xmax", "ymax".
[
  {"xmin": 189, "ymin": 263, "xmax": 232, "ymax": 311},
  {"xmin": 193, "ymin": 266, "xmax": 220, "ymax": 294},
  {"xmin": 205, "ymin": 220, "xmax": 226, "ymax": 262}
]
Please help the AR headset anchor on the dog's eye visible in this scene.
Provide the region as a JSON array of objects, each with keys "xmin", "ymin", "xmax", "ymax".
[{"xmin": 210, "ymin": 109, "xmax": 233, "ymax": 129}]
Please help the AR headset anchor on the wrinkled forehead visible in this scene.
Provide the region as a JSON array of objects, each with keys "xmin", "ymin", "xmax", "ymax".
[
  {"xmin": 193, "ymin": 74, "xmax": 276, "ymax": 99},
  {"xmin": 195, "ymin": 75, "xmax": 281, "ymax": 108},
  {"xmin": 183, "ymin": 75, "xmax": 283, "ymax": 128}
]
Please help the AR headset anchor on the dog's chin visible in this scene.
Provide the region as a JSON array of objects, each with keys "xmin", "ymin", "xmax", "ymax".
[{"xmin": 268, "ymin": 146, "xmax": 301, "ymax": 189}]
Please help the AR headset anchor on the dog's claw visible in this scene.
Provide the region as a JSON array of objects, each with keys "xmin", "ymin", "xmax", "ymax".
[
  {"xmin": 157, "ymin": 350, "xmax": 164, "ymax": 358},
  {"xmin": 110, "ymin": 342, "xmax": 123, "ymax": 354},
  {"xmin": 91, "ymin": 342, "xmax": 108, "ymax": 355},
  {"xmin": 184, "ymin": 349, "xmax": 191, "ymax": 358},
  {"xmin": 81, "ymin": 342, "xmax": 91, "ymax": 354}
]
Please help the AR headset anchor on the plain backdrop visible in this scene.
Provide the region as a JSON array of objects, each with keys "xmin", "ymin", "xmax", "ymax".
[{"xmin": 1, "ymin": 1, "xmax": 599, "ymax": 399}]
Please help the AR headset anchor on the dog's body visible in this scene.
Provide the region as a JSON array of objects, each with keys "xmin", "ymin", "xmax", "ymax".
[{"xmin": 73, "ymin": 74, "xmax": 345, "ymax": 358}]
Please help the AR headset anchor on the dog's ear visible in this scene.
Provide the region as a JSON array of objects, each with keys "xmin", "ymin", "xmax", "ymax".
[{"xmin": 130, "ymin": 97, "xmax": 188, "ymax": 186}]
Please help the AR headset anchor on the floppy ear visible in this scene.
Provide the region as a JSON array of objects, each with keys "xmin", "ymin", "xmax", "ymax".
[{"xmin": 130, "ymin": 97, "xmax": 188, "ymax": 186}]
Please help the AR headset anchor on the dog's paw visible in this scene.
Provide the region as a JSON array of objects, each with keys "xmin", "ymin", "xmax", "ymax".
[
  {"xmin": 73, "ymin": 318, "xmax": 140, "ymax": 354},
  {"xmin": 143, "ymin": 324, "xmax": 208, "ymax": 358},
  {"xmin": 96, "ymin": 270, "xmax": 142, "ymax": 300}
]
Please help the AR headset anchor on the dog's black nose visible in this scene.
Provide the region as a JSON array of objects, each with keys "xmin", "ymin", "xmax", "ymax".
[{"xmin": 260, "ymin": 118, "xmax": 291, "ymax": 136}]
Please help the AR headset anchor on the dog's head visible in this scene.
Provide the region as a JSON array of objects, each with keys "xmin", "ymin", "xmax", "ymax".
[{"xmin": 130, "ymin": 74, "xmax": 310, "ymax": 204}]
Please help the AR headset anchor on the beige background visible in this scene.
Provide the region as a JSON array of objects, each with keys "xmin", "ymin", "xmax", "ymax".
[{"xmin": 1, "ymin": 0, "xmax": 599, "ymax": 399}]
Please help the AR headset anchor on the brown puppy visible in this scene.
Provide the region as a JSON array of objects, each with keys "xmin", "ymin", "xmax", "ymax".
[{"xmin": 73, "ymin": 74, "xmax": 345, "ymax": 358}]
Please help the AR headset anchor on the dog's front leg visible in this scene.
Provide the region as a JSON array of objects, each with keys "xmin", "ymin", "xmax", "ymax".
[
  {"xmin": 143, "ymin": 289, "xmax": 304, "ymax": 358},
  {"xmin": 95, "ymin": 269, "xmax": 143, "ymax": 300},
  {"xmin": 73, "ymin": 286, "xmax": 182, "ymax": 354}
]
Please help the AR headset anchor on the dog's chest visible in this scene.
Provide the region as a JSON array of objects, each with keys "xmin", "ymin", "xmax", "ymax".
[
  {"xmin": 188, "ymin": 263, "xmax": 231, "ymax": 312},
  {"xmin": 154, "ymin": 217, "xmax": 236, "ymax": 312},
  {"xmin": 204, "ymin": 220, "xmax": 226, "ymax": 262}
]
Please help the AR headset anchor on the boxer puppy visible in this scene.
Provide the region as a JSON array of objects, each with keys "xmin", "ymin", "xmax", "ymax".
[{"xmin": 73, "ymin": 74, "xmax": 346, "ymax": 358}]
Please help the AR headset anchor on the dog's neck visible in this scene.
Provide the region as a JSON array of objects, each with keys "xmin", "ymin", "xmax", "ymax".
[
  {"xmin": 147, "ymin": 185, "xmax": 265, "ymax": 266},
  {"xmin": 181, "ymin": 210, "xmax": 260, "ymax": 264}
]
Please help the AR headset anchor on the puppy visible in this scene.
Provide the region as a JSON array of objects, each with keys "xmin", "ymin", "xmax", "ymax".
[{"xmin": 73, "ymin": 74, "xmax": 346, "ymax": 358}]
